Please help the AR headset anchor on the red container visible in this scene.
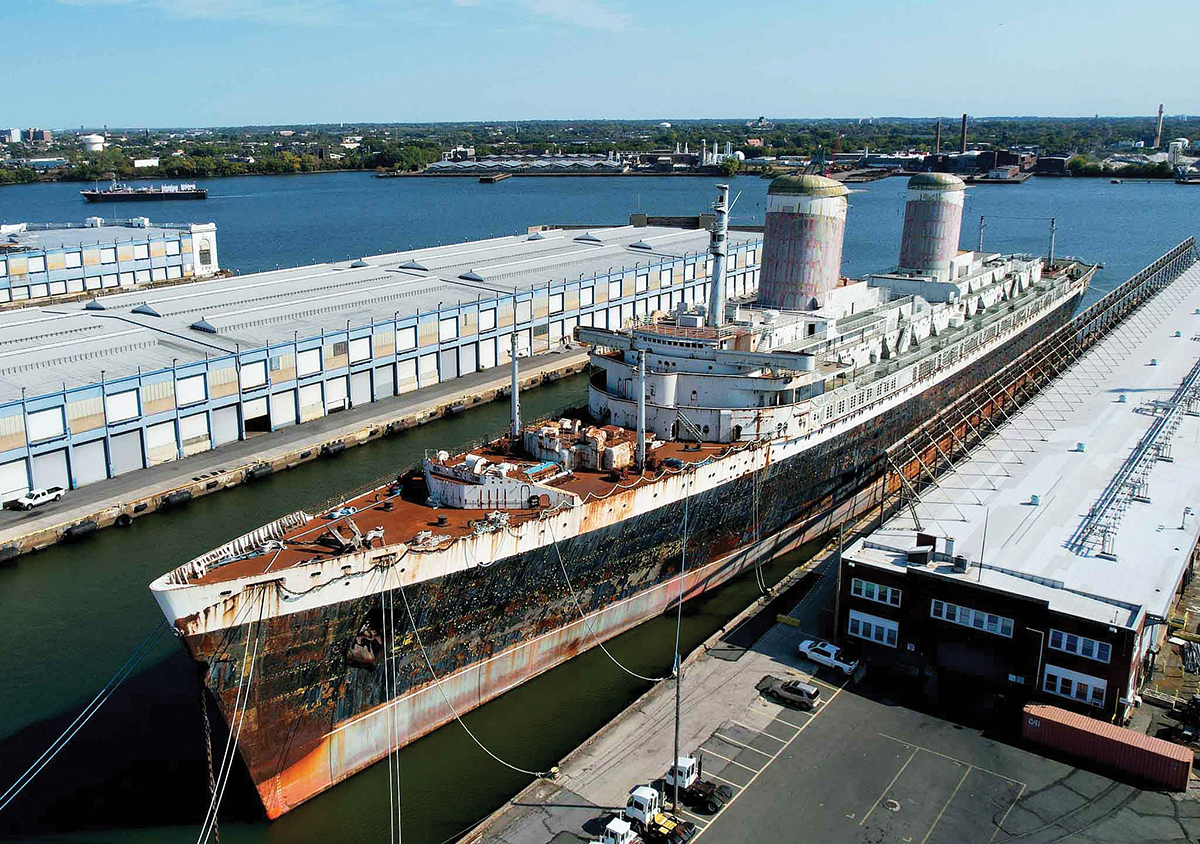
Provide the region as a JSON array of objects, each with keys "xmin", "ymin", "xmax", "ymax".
[{"xmin": 1022, "ymin": 704, "xmax": 1193, "ymax": 791}]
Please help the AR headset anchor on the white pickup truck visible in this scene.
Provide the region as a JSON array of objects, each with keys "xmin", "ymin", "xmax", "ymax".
[
  {"xmin": 12, "ymin": 487, "xmax": 65, "ymax": 510},
  {"xmin": 797, "ymin": 639, "xmax": 859, "ymax": 675}
]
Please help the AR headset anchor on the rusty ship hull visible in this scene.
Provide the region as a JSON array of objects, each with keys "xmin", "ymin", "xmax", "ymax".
[{"xmin": 170, "ymin": 279, "xmax": 1087, "ymax": 818}]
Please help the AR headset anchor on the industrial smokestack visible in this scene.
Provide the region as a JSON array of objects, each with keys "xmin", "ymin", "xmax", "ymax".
[
  {"xmin": 959, "ymin": 113, "xmax": 968, "ymax": 154},
  {"xmin": 898, "ymin": 173, "xmax": 967, "ymax": 282},
  {"xmin": 1155, "ymin": 104, "xmax": 1164, "ymax": 148},
  {"xmin": 934, "ymin": 120, "xmax": 941, "ymax": 155},
  {"xmin": 758, "ymin": 174, "xmax": 849, "ymax": 311}
]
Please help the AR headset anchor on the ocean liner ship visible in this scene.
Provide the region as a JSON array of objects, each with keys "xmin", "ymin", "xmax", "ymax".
[{"xmin": 150, "ymin": 173, "xmax": 1095, "ymax": 818}]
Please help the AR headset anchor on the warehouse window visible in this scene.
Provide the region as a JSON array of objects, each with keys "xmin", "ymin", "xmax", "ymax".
[
  {"xmin": 850, "ymin": 578, "xmax": 901, "ymax": 607},
  {"xmin": 848, "ymin": 609, "xmax": 897, "ymax": 647},
  {"xmin": 1043, "ymin": 664, "xmax": 1106, "ymax": 708},
  {"xmin": 1049, "ymin": 629, "xmax": 1111, "ymax": 664},
  {"xmin": 931, "ymin": 600, "xmax": 1013, "ymax": 638}
]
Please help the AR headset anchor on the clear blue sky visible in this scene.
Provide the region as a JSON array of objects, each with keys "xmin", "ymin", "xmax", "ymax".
[{"xmin": 9, "ymin": 0, "xmax": 1192, "ymax": 128}]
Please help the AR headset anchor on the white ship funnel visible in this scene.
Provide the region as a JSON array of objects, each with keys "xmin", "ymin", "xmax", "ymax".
[
  {"xmin": 898, "ymin": 172, "xmax": 966, "ymax": 282},
  {"xmin": 758, "ymin": 174, "xmax": 849, "ymax": 311}
]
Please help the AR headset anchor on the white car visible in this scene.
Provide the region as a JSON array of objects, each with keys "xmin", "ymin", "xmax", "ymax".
[
  {"xmin": 13, "ymin": 486, "xmax": 65, "ymax": 510},
  {"xmin": 798, "ymin": 639, "xmax": 859, "ymax": 675}
]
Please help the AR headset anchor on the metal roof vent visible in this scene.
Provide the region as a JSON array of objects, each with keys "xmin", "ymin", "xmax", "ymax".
[
  {"xmin": 84, "ymin": 298, "xmax": 105, "ymax": 311},
  {"xmin": 460, "ymin": 270, "xmax": 484, "ymax": 282},
  {"xmin": 132, "ymin": 302, "xmax": 160, "ymax": 317},
  {"xmin": 191, "ymin": 317, "xmax": 217, "ymax": 334},
  {"xmin": 527, "ymin": 232, "xmax": 545, "ymax": 241},
  {"xmin": 574, "ymin": 232, "xmax": 602, "ymax": 244},
  {"xmin": 400, "ymin": 260, "xmax": 428, "ymax": 271},
  {"xmin": 350, "ymin": 259, "xmax": 369, "ymax": 268},
  {"xmin": 631, "ymin": 240, "xmax": 653, "ymax": 250}
]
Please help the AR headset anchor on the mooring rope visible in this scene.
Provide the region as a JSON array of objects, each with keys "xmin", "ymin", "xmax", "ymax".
[
  {"xmin": 197, "ymin": 587, "xmax": 266, "ymax": 844},
  {"xmin": 546, "ymin": 521, "xmax": 672, "ymax": 684},
  {"xmin": 394, "ymin": 572, "xmax": 552, "ymax": 778},
  {"xmin": 0, "ymin": 620, "xmax": 169, "ymax": 814}
]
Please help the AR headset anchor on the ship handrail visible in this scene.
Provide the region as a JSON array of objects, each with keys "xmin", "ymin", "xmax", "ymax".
[{"xmin": 168, "ymin": 509, "xmax": 312, "ymax": 584}]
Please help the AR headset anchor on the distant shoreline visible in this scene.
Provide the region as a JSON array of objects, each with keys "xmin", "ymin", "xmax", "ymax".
[{"xmin": 0, "ymin": 168, "xmax": 376, "ymax": 189}]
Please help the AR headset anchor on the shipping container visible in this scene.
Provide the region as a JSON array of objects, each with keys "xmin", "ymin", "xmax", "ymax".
[{"xmin": 1022, "ymin": 704, "xmax": 1193, "ymax": 791}]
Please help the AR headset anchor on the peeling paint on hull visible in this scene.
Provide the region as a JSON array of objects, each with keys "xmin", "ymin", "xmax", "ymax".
[{"xmin": 181, "ymin": 290, "xmax": 1083, "ymax": 818}]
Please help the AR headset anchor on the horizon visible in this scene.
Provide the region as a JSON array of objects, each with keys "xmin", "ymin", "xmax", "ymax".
[
  {"xmin": 32, "ymin": 115, "xmax": 1199, "ymax": 134},
  {"xmin": 8, "ymin": 0, "xmax": 1195, "ymax": 127}
]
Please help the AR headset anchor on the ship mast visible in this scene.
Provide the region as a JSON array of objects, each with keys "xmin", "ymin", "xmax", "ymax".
[
  {"xmin": 705, "ymin": 184, "xmax": 730, "ymax": 328},
  {"xmin": 510, "ymin": 331, "xmax": 521, "ymax": 439},
  {"xmin": 636, "ymin": 349, "xmax": 647, "ymax": 471}
]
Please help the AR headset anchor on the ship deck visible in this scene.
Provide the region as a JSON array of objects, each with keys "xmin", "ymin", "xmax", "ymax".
[{"xmin": 189, "ymin": 436, "xmax": 732, "ymax": 587}]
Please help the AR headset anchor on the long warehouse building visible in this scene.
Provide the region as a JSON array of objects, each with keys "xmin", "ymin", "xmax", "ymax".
[{"xmin": 0, "ymin": 224, "xmax": 763, "ymax": 500}]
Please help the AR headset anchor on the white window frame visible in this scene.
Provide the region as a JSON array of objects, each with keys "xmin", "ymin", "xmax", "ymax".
[
  {"xmin": 930, "ymin": 599, "xmax": 1013, "ymax": 638},
  {"xmin": 848, "ymin": 609, "xmax": 898, "ymax": 648},
  {"xmin": 850, "ymin": 577, "xmax": 901, "ymax": 607},
  {"xmin": 580, "ymin": 286, "xmax": 594, "ymax": 307},
  {"xmin": 608, "ymin": 279, "xmax": 622, "ymax": 301},
  {"xmin": 1048, "ymin": 629, "xmax": 1111, "ymax": 664},
  {"xmin": 1043, "ymin": 664, "xmax": 1106, "ymax": 708},
  {"xmin": 479, "ymin": 309, "xmax": 496, "ymax": 332},
  {"xmin": 549, "ymin": 293, "xmax": 564, "ymax": 314}
]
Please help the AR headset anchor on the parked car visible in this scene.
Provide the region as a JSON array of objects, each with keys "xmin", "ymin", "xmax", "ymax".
[
  {"xmin": 760, "ymin": 676, "xmax": 821, "ymax": 711},
  {"xmin": 798, "ymin": 639, "xmax": 859, "ymax": 675},
  {"xmin": 12, "ymin": 487, "xmax": 65, "ymax": 510}
]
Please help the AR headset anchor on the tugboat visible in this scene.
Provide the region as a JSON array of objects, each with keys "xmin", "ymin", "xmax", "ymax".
[{"xmin": 80, "ymin": 179, "xmax": 207, "ymax": 202}]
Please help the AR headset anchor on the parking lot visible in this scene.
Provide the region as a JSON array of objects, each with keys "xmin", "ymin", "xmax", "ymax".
[
  {"xmin": 679, "ymin": 657, "xmax": 1199, "ymax": 844},
  {"xmin": 472, "ymin": 580, "xmax": 1200, "ymax": 844}
]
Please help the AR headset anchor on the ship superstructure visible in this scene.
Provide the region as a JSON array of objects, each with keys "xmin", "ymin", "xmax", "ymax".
[
  {"xmin": 80, "ymin": 179, "xmax": 207, "ymax": 202},
  {"xmin": 150, "ymin": 174, "xmax": 1094, "ymax": 818}
]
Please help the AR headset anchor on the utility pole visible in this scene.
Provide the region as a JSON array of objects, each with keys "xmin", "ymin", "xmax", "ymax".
[{"xmin": 672, "ymin": 473, "xmax": 689, "ymax": 813}]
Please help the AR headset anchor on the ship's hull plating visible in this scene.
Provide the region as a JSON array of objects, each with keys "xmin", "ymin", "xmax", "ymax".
[{"xmin": 186, "ymin": 289, "xmax": 1083, "ymax": 818}]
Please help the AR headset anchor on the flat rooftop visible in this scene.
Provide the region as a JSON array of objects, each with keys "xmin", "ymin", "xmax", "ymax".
[
  {"xmin": 0, "ymin": 225, "xmax": 757, "ymax": 402},
  {"xmin": 1, "ymin": 221, "xmax": 197, "ymax": 251},
  {"xmin": 846, "ymin": 260, "xmax": 1200, "ymax": 629}
]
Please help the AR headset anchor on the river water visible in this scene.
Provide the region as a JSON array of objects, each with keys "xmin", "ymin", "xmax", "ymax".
[{"xmin": 0, "ymin": 173, "xmax": 1196, "ymax": 843}]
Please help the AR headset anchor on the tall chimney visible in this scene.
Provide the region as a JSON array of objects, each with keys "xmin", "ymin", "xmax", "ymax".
[
  {"xmin": 898, "ymin": 173, "xmax": 967, "ymax": 282},
  {"xmin": 1155, "ymin": 104, "xmax": 1164, "ymax": 148},
  {"xmin": 959, "ymin": 113, "xmax": 968, "ymax": 154},
  {"xmin": 934, "ymin": 120, "xmax": 941, "ymax": 155},
  {"xmin": 758, "ymin": 175, "xmax": 849, "ymax": 311}
]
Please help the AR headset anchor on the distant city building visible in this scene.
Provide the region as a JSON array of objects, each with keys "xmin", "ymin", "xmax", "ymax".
[
  {"xmin": 14, "ymin": 157, "xmax": 69, "ymax": 172},
  {"xmin": 746, "ymin": 116, "xmax": 774, "ymax": 130},
  {"xmin": 658, "ymin": 121, "xmax": 672, "ymax": 129},
  {"xmin": 0, "ymin": 217, "xmax": 219, "ymax": 306},
  {"xmin": 3, "ymin": 129, "xmax": 19, "ymax": 143},
  {"xmin": 133, "ymin": 157, "xmax": 160, "ymax": 168},
  {"xmin": 80, "ymin": 134, "xmax": 105, "ymax": 152},
  {"xmin": 441, "ymin": 145, "xmax": 476, "ymax": 162},
  {"xmin": 25, "ymin": 128, "xmax": 52, "ymax": 143},
  {"xmin": 746, "ymin": 138, "xmax": 764, "ymax": 148}
]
